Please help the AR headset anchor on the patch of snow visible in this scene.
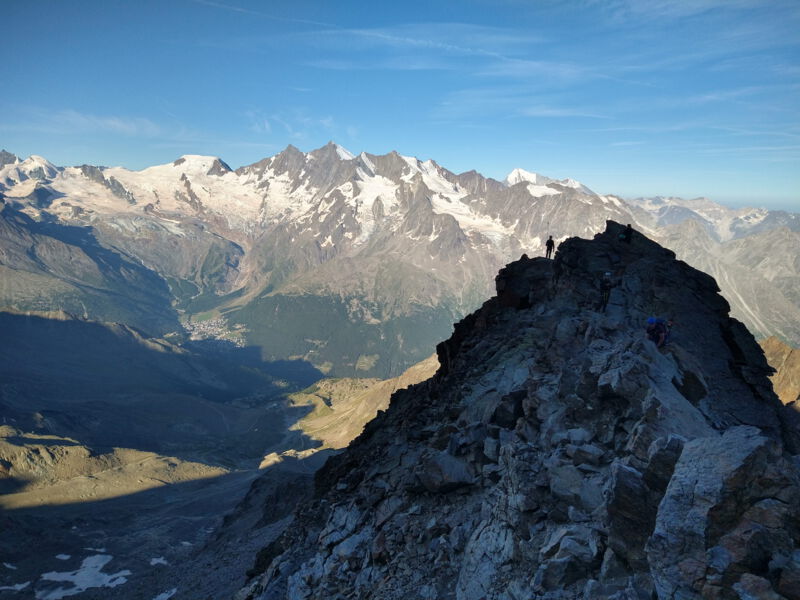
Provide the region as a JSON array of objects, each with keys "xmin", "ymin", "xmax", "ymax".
[
  {"xmin": 359, "ymin": 152, "xmax": 376, "ymax": 175},
  {"xmin": 527, "ymin": 184, "xmax": 559, "ymax": 197},
  {"xmin": 180, "ymin": 541, "xmax": 192, "ymax": 547},
  {"xmin": 152, "ymin": 588, "xmax": 177, "ymax": 600},
  {"xmin": 599, "ymin": 195, "xmax": 624, "ymax": 208},
  {"xmin": 347, "ymin": 171, "xmax": 402, "ymax": 244},
  {"xmin": 37, "ymin": 555, "xmax": 130, "ymax": 600},
  {"xmin": 55, "ymin": 555, "xmax": 71, "ymax": 561},
  {"xmin": 2, "ymin": 178, "xmax": 39, "ymax": 198},
  {"xmin": 335, "ymin": 144, "xmax": 355, "ymax": 160},
  {"xmin": 559, "ymin": 178, "xmax": 595, "ymax": 196},
  {"xmin": 0, "ymin": 581, "xmax": 30, "ymax": 592},
  {"xmin": 400, "ymin": 154, "xmax": 421, "ymax": 178},
  {"xmin": 3, "ymin": 563, "xmax": 17, "ymax": 570},
  {"xmin": 149, "ymin": 557, "xmax": 169, "ymax": 566},
  {"xmin": 82, "ymin": 548, "xmax": 106, "ymax": 553}
]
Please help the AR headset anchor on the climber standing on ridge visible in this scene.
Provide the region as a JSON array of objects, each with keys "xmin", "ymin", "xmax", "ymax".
[
  {"xmin": 598, "ymin": 272, "xmax": 614, "ymax": 312},
  {"xmin": 545, "ymin": 235, "xmax": 555, "ymax": 259},
  {"xmin": 620, "ymin": 223, "xmax": 633, "ymax": 244}
]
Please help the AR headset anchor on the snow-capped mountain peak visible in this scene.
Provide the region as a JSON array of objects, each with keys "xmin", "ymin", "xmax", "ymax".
[
  {"xmin": 170, "ymin": 154, "xmax": 230, "ymax": 173},
  {"xmin": 334, "ymin": 143, "xmax": 355, "ymax": 161},
  {"xmin": 504, "ymin": 168, "xmax": 595, "ymax": 196},
  {"xmin": 504, "ymin": 168, "xmax": 551, "ymax": 187},
  {"xmin": 0, "ymin": 153, "xmax": 59, "ymax": 185},
  {"xmin": 560, "ymin": 178, "xmax": 595, "ymax": 195}
]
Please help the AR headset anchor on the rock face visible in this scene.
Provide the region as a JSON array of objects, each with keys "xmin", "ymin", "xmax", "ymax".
[
  {"xmin": 236, "ymin": 222, "xmax": 800, "ymax": 600},
  {"xmin": 761, "ymin": 336, "xmax": 800, "ymax": 408}
]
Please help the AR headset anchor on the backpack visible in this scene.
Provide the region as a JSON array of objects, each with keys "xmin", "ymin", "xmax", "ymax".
[{"xmin": 647, "ymin": 318, "xmax": 671, "ymax": 345}]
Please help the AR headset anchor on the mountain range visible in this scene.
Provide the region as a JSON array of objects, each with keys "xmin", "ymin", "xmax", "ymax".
[{"xmin": 1, "ymin": 143, "xmax": 798, "ymax": 380}]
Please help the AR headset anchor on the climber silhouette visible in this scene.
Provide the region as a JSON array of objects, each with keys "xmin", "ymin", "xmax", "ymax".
[
  {"xmin": 620, "ymin": 224, "xmax": 633, "ymax": 244},
  {"xmin": 545, "ymin": 235, "xmax": 555, "ymax": 259},
  {"xmin": 598, "ymin": 272, "xmax": 613, "ymax": 312}
]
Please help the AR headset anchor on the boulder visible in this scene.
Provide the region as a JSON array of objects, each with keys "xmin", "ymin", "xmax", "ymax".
[
  {"xmin": 647, "ymin": 426, "xmax": 800, "ymax": 599},
  {"xmin": 417, "ymin": 451, "xmax": 475, "ymax": 493}
]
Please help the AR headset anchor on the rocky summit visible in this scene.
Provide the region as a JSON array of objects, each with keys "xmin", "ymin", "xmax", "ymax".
[{"xmin": 235, "ymin": 221, "xmax": 800, "ymax": 600}]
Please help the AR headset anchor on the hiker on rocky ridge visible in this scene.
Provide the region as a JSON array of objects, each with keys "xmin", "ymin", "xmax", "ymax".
[
  {"xmin": 620, "ymin": 223, "xmax": 633, "ymax": 244},
  {"xmin": 598, "ymin": 272, "xmax": 614, "ymax": 312},
  {"xmin": 545, "ymin": 235, "xmax": 555, "ymax": 259},
  {"xmin": 646, "ymin": 317, "xmax": 669, "ymax": 347}
]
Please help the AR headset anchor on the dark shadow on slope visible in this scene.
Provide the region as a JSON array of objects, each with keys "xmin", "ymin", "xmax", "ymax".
[
  {"xmin": 27, "ymin": 219, "xmax": 166, "ymax": 296},
  {"xmin": 0, "ymin": 311, "xmax": 325, "ymax": 465},
  {"xmin": 0, "ymin": 475, "xmax": 28, "ymax": 495},
  {"xmin": 0, "ymin": 447, "xmax": 336, "ymax": 600},
  {"xmin": 184, "ymin": 338, "xmax": 322, "ymax": 389},
  {"xmin": 0, "ymin": 202, "xmax": 179, "ymax": 335},
  {"xmin": 229, "ymin": 292, "xmax": 458, "ymax": 379}
]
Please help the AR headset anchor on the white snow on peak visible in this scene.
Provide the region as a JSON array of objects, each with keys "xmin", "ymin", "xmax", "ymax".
[
  {"xmin": 560, "ymin": 178, "xmax": 595, "ymax": 195},
  {"xmin": 171, "ymin": 155, "xmax": 220, "ymax": 170},
  {"xmin": 359, "ymin": 152, "xmax": 376, "ymax": 175},
  {"xmin": 400, "ymin": 154, "xmax": 422, "ymax": 178},
  {"xmin": 505, "ymin": 168, "xmax": 595, "ymax": 196},
  {"xmin": 25, "ymin": 154, "xmax": 56, "ymax": 167},
  {"xmin": 17, "ymin": 155, "xmax": 58, "ymax": 177},
  {"xmin": 0, "ymin": 154, "xmax": 58, "ymax": 187},
  {"xmin": 334, "ymin": 144, "xmax": 355, "ymax": 160},
  {"xmin": 505, "ymin": 168, "xmax": 551, "ymax": 187}
]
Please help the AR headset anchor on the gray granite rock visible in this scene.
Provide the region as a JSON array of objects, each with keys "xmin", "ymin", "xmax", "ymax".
[{"xmin": 237, "ymin": 222, "xmax": 800, "ymax": 600}]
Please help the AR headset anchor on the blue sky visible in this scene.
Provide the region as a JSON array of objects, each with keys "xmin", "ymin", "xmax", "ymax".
[{"xmin": 2, "ymin": 0, "xmax": 799, "ymax": 209}]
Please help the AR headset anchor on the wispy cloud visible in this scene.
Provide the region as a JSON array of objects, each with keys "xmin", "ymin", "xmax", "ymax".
[
  {"xmin": 306, "ymin": 57, "xmax": 454, "ymax": 71},
  {"xmin": 432, "ymin": 88, "xmax": 610, "ymax": 121},
  {"xmin": 477, "ymin": 58, "xmax": 590, "ymax": 82},
  {"xmin": 296, "ymin": 22, "xmax": 549, "ymax": 75},
  {"xmin": 245, "ymin": 110, "xmax": 272, "ymax": 134},
  {"xmin": 0, "ymin": 108, "xmax": 161, "ymax": 137},
  {"xmin": 519, "ymin": 106, "xmax": 609, "ymax": 119},
  {"xmin": 190, "ymin": 0, "xmax": 334, "ymax": 28},
  {"xmin": 339, "ymin": 24, "xmax": 542, "ymax": 58},
  {"xmin": 593, "ymin": 0, "xmax": 787, "ymax": 21},
  {"xmin": 243, "ymin": 108, "xmax": 340, "ymax": 142}
]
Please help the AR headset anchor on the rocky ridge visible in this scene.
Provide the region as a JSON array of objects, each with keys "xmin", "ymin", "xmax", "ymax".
[{"xmin": 236, "ymin": 222, "xmax": 800, "ymax": 600}]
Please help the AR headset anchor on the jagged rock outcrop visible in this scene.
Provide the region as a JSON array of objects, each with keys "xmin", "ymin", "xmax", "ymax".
[
  {"xmin": 236, "ymin": 221, "xmax": 799, "ymax": 599},
  {"xmin": 761, "ymin": 336, "xmax": 800, "ymax": 409}
]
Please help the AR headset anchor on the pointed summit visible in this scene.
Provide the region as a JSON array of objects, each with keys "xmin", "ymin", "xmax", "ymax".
[
  {"xmin": 333, "ymin": 142, "xmax": 355, "ymax": 160},
  {"xmin": 0, "ymin": 149, "xmax": 19, "ymax": 168},
  {"xmin": 505, "ymin": 167, "xmax": 552, "ymax": 186},
  {"xmin": 309, "ymin": 141, "xmax": 355, "ymax": 162}
]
